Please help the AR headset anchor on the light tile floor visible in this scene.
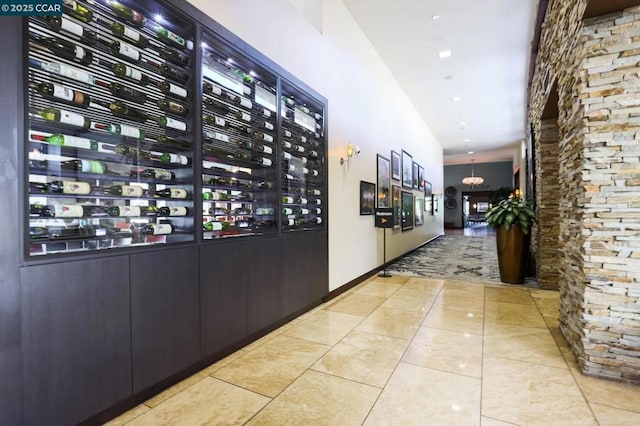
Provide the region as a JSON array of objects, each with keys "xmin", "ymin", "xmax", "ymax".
[{"xmin": 108, "ymin": 276, "xmax": 640, "ymax": 425}]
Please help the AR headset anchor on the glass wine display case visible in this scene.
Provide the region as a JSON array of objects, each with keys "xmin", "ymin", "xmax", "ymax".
[{"xmin": 27, "ymin": 0, "xmax": 196, "ymax": 256}]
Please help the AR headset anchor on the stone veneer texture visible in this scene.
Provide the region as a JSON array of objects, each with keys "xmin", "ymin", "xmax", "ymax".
[{"xmin": 530, "ymin": 0, "xmax": 640, "ymax": 384}]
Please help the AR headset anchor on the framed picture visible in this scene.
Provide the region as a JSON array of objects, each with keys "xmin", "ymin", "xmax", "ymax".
[
  {"xmin": 415, "ymin": 197, "xmax": 424, "ymax": 226},
  {"xmin": 391, "ymin": 150, "xmax": 401, "ymax": 181},
  {"xmin": 401, "ymin": 190, "xmax": 414, "ymax": 231},
  {"xmin": 392, "ymin": 185, "xmax": 401, "ymax": 229},
  {"xmin": 377, "ymin": 154, "xmax": 391, "ymax": 208},
  {"xmin": 424, "ymin": 181, "xmax": 433, "ymax": 214},
  {"xmin": 477, "ymin": 202, "xmax": 489, "ymax": 213},
  {"xmin": 418, "ymin": 165, "xmax": 425, "ymax": 189},
  {"xmin": 412, "ymin": 162, "xmax": 419, "ymax": 189},
  {"xmin": 401, "ymin": 150, "xmax": 413, "ymax": 189},
  {"xmin": 360, "ymin": 181, "xmax": 375, "ymax": 215},
  {"xmin": 433, "ymin": 193, "xmax": 440, "ymax": 214}
]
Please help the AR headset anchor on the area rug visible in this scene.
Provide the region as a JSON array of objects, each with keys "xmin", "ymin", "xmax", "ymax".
[{"xmin": 386, "ymin": 234, "xmax": 537, "ymax": 286}]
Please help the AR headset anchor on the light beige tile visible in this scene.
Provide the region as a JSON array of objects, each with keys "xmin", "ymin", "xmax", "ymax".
[
  {"xmin": 543, "ymin": 316, "xmax": 572, "ymax": 351},
  {"xmin": 365, "ymin": 363, "xmax": 481, "ymax": 425},
  {"xmin": 529, "ymin": 288, "xmax": 560, "ymax": 299},
  {"xmin": 485, "ymin": 286, "xmax": 536, "ymax": 306},
  {"xmin": 484, "ymin": 301, "xmax": 547, "ymax": 328},
  {"xmin": 402, "ymin": 326, "xmax": 483, "ymax": 378},
  {"xmin": 443, "ymin": 279, "xmax": 487, "ymax": 292},
  {"xmin": 105, "ymin": 404, "xmax": 150, "ymax": 425},
  {"xmin": 590, "ymin": 402, "xmax": 640, "ymax": 425},
  {"xmin": 311, "ymin": 330, "xmax": 409, "ymax": 387},
  {"xmin": 399, "ymin": 277, "xmax": 445, "ymax": 296},
  {"xmin": 129, "ymin": 377, "xmax": 269, "ymax": 425},
  {"xmin": 374, "ymin": 274, "xmax": 412, "ymax": 284},
  {"xmin": 482, "ymin": 356, "xmax": 596, "ymax": 425},
  {"xmin": 533, "ymin": 296, "xmax": 560, "ymax": 317},
  {"xmin": 481, "ymin": 417, "xmax": 518, "ymax": 426},
  {"xmin": 324, "ymin": 293, "xmax": 386, "ymax": 316},
  {"xmin": 483, "ymin": 322, "xmax": 568, "ymax": 369},
  {"xmin": 380, "ymin": 292, "xmax": 436, "ymax": 313},
  {"xmin": 248, "ymin": 370, "xmax": 380, "ymax": 426},
  {"xmin": 353, "ymin": 279, "xmax": 404, "ymax": 297},
  {"xmin": 282, "ymin": 309, "xmax": 364, "ymax": 346},
  {"xmin": 435, "ymin": 288, "xmax": 485, "ymax": 310},
  {"xmin": 422, "ymin": 303, "xmax": 484, "ymax": 335},
  {"xmin": 355, "ymin": 306, "xmax": 425, "ymax": 340},
  {"xmin": 212, "ymin": 335, "xmax": 330, "ymax": 397},
  {"xmin": 571, "ymin": 364, "xmax": 640, "ymax": 413}
]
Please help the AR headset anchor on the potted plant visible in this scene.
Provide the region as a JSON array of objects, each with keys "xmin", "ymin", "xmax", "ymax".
[{"xmin": 484, "ymin": 197, "xmax": 536, "ymax": 284}]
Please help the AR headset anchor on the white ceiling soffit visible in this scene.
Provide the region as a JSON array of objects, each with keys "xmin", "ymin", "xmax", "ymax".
[{"xmin": 342, "ymin": 0, "xmax": 538, "ymax": 165}]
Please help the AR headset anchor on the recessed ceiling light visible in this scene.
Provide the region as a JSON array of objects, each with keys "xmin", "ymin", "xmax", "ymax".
[
  {"xmin": 464, "ymin": 138, "xmax": 471, "ymax": 142},
  {"xmin": 439, "ymin": 50, "xmax": 452, "ymax": 59},
  {"xmin": 459, "ymin": 121, "xmax": 467, "ymax": 126},
  {"xmin": 467, "ymin": 151, "xmax": 474, "ymax": 154},
  {"xmin": 452, "ymin": 96, "xmax": 462, "ymax": 102},
  {"xmin": 432, "ymin": 14, "xmax": 440, "ymax": 20},
  {"xmin": 444, "ymin": 75, "xmax": 453, "ymax": 80}
]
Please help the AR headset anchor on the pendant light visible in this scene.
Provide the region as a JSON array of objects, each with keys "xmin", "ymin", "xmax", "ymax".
[{"xmin": 462, "ymin": 159, "xmax": 484, "ymax": 188}]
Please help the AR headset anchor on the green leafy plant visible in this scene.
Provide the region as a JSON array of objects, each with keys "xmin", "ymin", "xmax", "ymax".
[{"xmin": 484, "ymin": 197, "xmax": 536, "ymax": 234}]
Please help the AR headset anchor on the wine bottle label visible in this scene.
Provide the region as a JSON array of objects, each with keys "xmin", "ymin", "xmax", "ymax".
[
  {"xmin": 116, "ymin": 124, "xmax": 142, "ymax": 139},
  {"xmin": 170, "ymin": 188, "xmax": 187, "ymax": 199},
  {"xmin": 207, "ymin": 84, "xmax": 222, "ymax": 96},
  {"xmin": 118, "ymin": 43, "xmax": 140, "ymax": 61},
  {"xmin": 166, "ymin": 154, "xmax": 189, "ymax": 165},
  {"xmin": 295, "ymin": 145, "xmax": 305, "ymax": 153},
  {"xmin": 62, "ymin": 180, "xmax": 91, "ymax": 194},
  {"xmin": 302, "ymin": 157, "xmax": 308, "ymax": 164},
  {"xmin": 61, "ymin": 135, "xmax": 94, "ymax": 150},
  {"xmin": 315, "ymin": 208, "xmax": 322, "ymax": 214},
  {"xmin": 299, "ymin": 198, "xmax": 307, "ymax": 204},
  {"xmin": 206, "ymin": 131, "xmax": 229, "ymax": 143},
  {"xmin": 124, "ymin": 66, "xmax": 143, "ymax": 81},
  {"xmin": 310, "ymin": 150, "xmax": 318, "ymax": 157},
  {"xmin": 59, "ymin": 109, "xmax": 86, "ymax": 127},
  {"xmin": 284, "ymin": 130, "xmax": 292, "ymax": 137},
  {"xmin": 288, "ymin": 165, "xmax": 295, "ymax": 172},
  {"xmin": 214, "ymin": 116, "xmax": 226, "ymax": 126},
  {"xmin": 283, "ymin": 152, "xmax": 292, "ymax": 160},
  {"xmin": 259, "ymin": 158, "xmax": 272, "ymax": 167},
  {"xmin": 263, "ymin": 121, "xmax": 274, "ymax": 131},
  {"xmin": 80, "ymin": 160, "xmax": 106, "ymax": 174},
  {"xmin": 300, "ymin": 136, "xmax": 307, "ymax": 143},
  {"xmin": 239, "ymin": 112, "xmax": 251, "ymax": 122},
  {"xmin": 261, "ymin": 134, "xmax": 274, "ymax": 143},
  {"xmin": 164, "ymin": 30, "xmax": 185, "ymax": 47},
  {"xmin": 310, "ymin": 170, "xmax": 319, "ymax": 176},
  {"xmin": 60, "ymin": 16, "xmax": 84, "ymax": 37},
  {"xmin": 283, "ymin": 208, "xmax": 293, "ymax": 215},
  {"xmin": 262, "ymin": 109, "xmax": 271, "ymax": 118},
  {"xmin": 167, "ymin": 206, "xmax": 187, "ymax": 216},
  {"xmin": 154, "ymin": 170, "xmax": 173, "ymax": 180},
  {"xmin": 123, "ymin": 27, "xmax": 141, "ymax": 42},
  {"xmin": 316, "ymin": 217, "xmax": 323, "ymax": 224},
  {"xmin": 287, "ymin": 219, "xmax": 295, "ymax": 226},
  {"xmin": 167, "ymin": 83, "xmax": 188, "ymax": 98},
  {"xmin": 117, "ymin": 206, "xmax": 141, "ymax": 217},
  {"xmin": 284, "ymin": 174, "xmax": 294, "ymax": 180},
  {"xmin": 121, "ymin": 185, "xmax": 144, "ymax": 197},
  {"xmin": 163, "ymin": 117, "xmax": 187, "ymax": 131},
  {"xmin": 255, "ymin": 208, "xmax": 274, "ymax": 215},
  {"xmin": 47, "ymin": 62, "xmax": 94, "ymax": 84},
  {"xmin": 302, "ymin": 168, "xmax": 309, "ymax": 174},
  {"xmin": 149, "ymin": 223, "xmax": 172, "ymax": 235},
  {"xmin": 240, "ymin": 98, "xmax": 252, "ymax": 109},
  {"xmin": 52, "ymin": 84, "xmax": 74, "ymax": 101},
  {"xmin": 315, "ymin": 199, "xmax": 322, "ymax": 205},
  {"xmin": 53, "ymin": 204, "xmax": 84, "ymax": 218},
  {"xmin": 74, "ymin": 46, "xmax": 86, "ymax": 61},
  {"xmin": 283, "ymin": 141, "xmax": 292, "ymax": 149},
  {"xmin": 261, "ymin": 145, "xmax": 273, "ymax": 155},
  {"xmin": 310, "ymin": 189, "xmax": 321, "ymax": 195},
  {"xmin": 205, "ymin": 191, "xmax": 222, "ymax": 200},
  {"xmin": 208, "ymin": 222, "xmax": 223, "ymax": 231},
  {"xmin": 300, "ymin": 208, "xmax": 309, "ymax": 214},
  {"xmin": 283, "ymin": 197, "xmax": 293, "ymax": 203}
]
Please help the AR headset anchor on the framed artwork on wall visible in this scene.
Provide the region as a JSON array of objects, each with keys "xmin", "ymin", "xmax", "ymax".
[
  {"xmin": 418, "ymin": 165, "xmax": 425, "ymax": 190},
  {"xmin": 401, "ymin": 190, "xmax": 414, "ymax": 231},
  {"xmin": 392, "ymin": 185, "xmax": 401, "ymax": 229},
  {"xmin": 360, "ymin": 181, "xmax": 375, "ymax": 215},
  {"xmin": 415, "ymin": 197, "xmax": 424, "ymax": 226},
  {"xmin": 377, "ymin": 154, "xmax": 391, "ymax": 208},
  {"xmin": 401, "ymin": 150, "xmax": 413, "ymax": 189},
  {"xmin": 434, "ymin": 193, "xmax": 440, "ymax": 214},
  {"xmin": 412, "ymin": 162, "xmax": 419, "ymax": 189},
  {"xmin": 424, "ymin": 181, "xmax": 433, "ymax": 214},
  {"xmin": 391, "ymin": 150, "xmax": 401, "ymax": 181}
]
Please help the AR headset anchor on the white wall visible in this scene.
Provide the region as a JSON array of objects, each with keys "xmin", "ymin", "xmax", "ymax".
[{"xmin": 187, "ymin": 0, "xmax": 444, "ymax": 291}]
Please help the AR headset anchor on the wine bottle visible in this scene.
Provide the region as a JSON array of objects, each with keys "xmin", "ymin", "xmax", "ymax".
[
  {"xmin": 235, "ymin": 110, "xmax": 251, "ymax": 122},
  {"xmin": 30, "ymin": 204, "xmax": 46, "ymax": 217},
  {"xmin": 30, "ymin": 59, "xmax": 96, "ymax": 85},
  {"xmin": 62, "ymin": 0, "xmax": 93, "ymax": 23},
  {"xmin": 253, "ymin": 156, "xmax": 273, "ymax": 167},
  {"xmin": 156, "ymin": 135, "xmax": 191, "ymax": 149},
  {"xmin": 160, "ymin": 47, "xmax": 189, "ymax": 67},
  {"xmin": 253, "ymin": 144, "xmax": 273, "ymax": 155},
  {"xmin": 227, "ymin": 93, "xmax": 252, "ymax": 109},
  {"xmin": 203, "ymin": 82, "xmax": 222, "ymax": 97},
  {"xmin": 153, "ymin": 188, "xmax": 187, "ymax": 199},
  {"xmin": 35, "ymin": 82, "xmax": 91, "ymax": 107},
  {"xmin": 96, "ymin": 80, "xmax": 146, "ymax": 104},
  {"xmin": 112, "ymin": 63, "xmax": 149, "ymax": 85},
  {"xmin": 150, "ymin": 60, "xmax": 189, "ymax": 83},
  {"xmin": 203, "ymin": 191, "xmax": 228, "ymax": 201},
  {"xmin": 140, "ymin": 223, "xmax": 173, "ymax": 235},
  {"xmin": 30, "ymin": 226, "xmax": 49, "ymax": 240},
  {"xmin": 292, "ymin": 144, "xmax": 305, "ymax": 153},
  {"xmin": 110, "ymin": 40, "xmax": 141, "ymax": 63},
  {"xmin": 106, "ymin": 205, "xmax": 142, "ymax": 217},
  {"xmin": 31, "ymin": 133, "xmax": 98, "ymax": 151},
  {"xmin": 282, "ymin": 196, "xmax": 294, "ymax": 204},
  {"xmin": 40, "ymin": 37, "xmax": 93, "ymax": 65},
  {"xmin": 283, "ymin": 152, "xmax": 292, "ymax": 161},
  {"xmin": 111, "ymin": 21, "xmax": 149, "ymax": 48},
  {"xmin": 61, "ymin": 159, "xmax": 108, "ymax": 174},
  {"xmin": 203, "ymin": 221, "xmax": 228, "ymax": 232},
  {"xmin": 309, "ymin": 150, "xmax": 319, "ymax": 159},
  {"xmin": 259, "ymin": 121, "xmax": 275, "ymax": 131},
  {"xmin": 158, "ymin": 80, "xmax": 189, "ymax": 99},
  {"xmin": 282, "ymin": 207, "xmax": 293, "ymax": 215},
  {"xmin": 208, "ymin": 207, "xmax": 230, "ymax": 215},
  {"xmin": 46, "ymin": 180, "xmax": 92, "ymax": 194},
  {"xmin": 157, "ymin": 116, "xmax": 188, "ymax": 132},
  {"xmin": 154, "ymin": 152, "xmax": 191, "ymax": 166},
  {"xmin": 203, "ymin": 113, "xmax": 227, "ymax": 128},
  {"xmin": 107, "ymin": 0, "xmax": 146, "ymax": 28},
  {"xmin": 43, "ymin": 204, "xmax": 107, "ymax": 218},
  {"xmin": 254, "ymin": 207, "xmax": 275, "ymax": 215},
  {"xmin": 155, "ymin": 26, "xmax": 187, "ymax": 49},
  {"xmin": 203, "ymin": 97, "xmax": 230, "ymax": 115},
  {"xmin": 101, "ymin": 100, "xmax": 148, "ymax": 122},
  {"xmin": 105, "ymin": 123, "xmax": 146, "ymax": 140},
  {"xmin": 158, "ymin": 206, "xmax": 188, "ymax": 217},
  {"xmin": 157, "ymin": 99, "xmax": 190, "ymax": 116},
  {"xmin": 253, "ymin": 132, "xmax": 274, "ymax": 143},
  {"xmin": 39, "ymin": 108, "xmax": 91, "ymax": 128},
  {"xmin": 103, "ymin": 184, "xmax": 145, "ymax": 197},
  {"xmin": 113, "ymin": 144, "xmax": 150, "ymax": 159},
  {"xmin": 129, "ymin": 168, "xmax": 175, "ymax": 181},
  {"xmin": 296, "ymin": 208, "xmax": 310, "ymax": 215},
  {"xmin": 44, "ymin": 16, "xmax": 97, "ymax": 45}
]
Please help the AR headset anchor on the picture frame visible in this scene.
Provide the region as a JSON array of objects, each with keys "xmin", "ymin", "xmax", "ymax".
[
  {"xmin": 359, "ymin": 181, "xmax": 375, "ymax": 215},
  {"xmin": 401, "ymin": 190, "xmax": 414, "ymax": 231},
  {"xmin": 418, "ymin": 165, "xmax": 425, "ymax": 190},
  {"xmin": 377, "ymin": 154, "xmax": 391, "ymax": 208},
  {"xmin": 412, "ymin": 162, "xmax": 419, "ymax": 189},
  {"xmin": 392, "ymin": 185, "xmax": 401, "ymax": 229},
  {"xmin": 477, "ymin": 201, "xmax": 489, "ymax": 213},
  {"xmin": 433, "ymin": 193, "xmax": 440, "ymax": 214},
  {"xmin": 424, "ymin": 181, "xmax": 433, "ymax": 214},
  {"xmin": 401, "ymin": 150, "xmax": 413, "ymax": 189},
  {"xmin": 391, "ymin": 150, "xmax": 401, "ymax": 181},
  {"xmin": 415, "ymin": 197, "xmax": 424, "ymax": 226}
]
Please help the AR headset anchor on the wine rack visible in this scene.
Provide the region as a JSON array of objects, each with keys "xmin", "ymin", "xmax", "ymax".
[
  {"xmin": 200, "ymin": 31, "xmax": 278, "ymax": 239},
  {"xmin": 280, "ymin": 82, "xmax": 326, "ymax": 232},
  {"xmin": 27, "ymin": 0, "xmax": 196, "ymax": 256}
]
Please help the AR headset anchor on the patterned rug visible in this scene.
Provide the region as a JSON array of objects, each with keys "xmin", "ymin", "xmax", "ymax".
[{"xmin": 386, "ymin": 234, "xmax": 538, "ymax": 286}]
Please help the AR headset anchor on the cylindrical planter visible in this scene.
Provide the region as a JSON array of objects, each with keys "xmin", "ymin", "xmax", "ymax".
[{"xmin": 496, "ymin": 224, "xmax": 531, "ymax": 284}]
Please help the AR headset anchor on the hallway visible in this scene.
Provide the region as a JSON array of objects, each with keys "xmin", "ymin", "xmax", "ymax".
[{"xmin": 109, "ymin": 275, "xmax": 640, "ymax": 424}]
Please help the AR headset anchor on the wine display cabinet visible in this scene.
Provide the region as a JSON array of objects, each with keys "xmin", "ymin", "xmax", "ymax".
[{"xmin": 27, "ymin": 0, "xmax": 196, "ymax": 256}]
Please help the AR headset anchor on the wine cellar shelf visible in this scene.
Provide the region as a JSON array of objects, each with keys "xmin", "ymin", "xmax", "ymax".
[{"xmin": 26, "ymin": 0, "xmax": 327, "ymax": 258}]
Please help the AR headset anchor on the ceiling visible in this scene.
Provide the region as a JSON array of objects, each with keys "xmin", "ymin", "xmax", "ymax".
[{"xmin": 342, "ymin": 0, "xmax": 539, "ymax": 166}]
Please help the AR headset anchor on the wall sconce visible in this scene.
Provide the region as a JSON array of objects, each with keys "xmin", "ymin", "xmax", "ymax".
[{"xmin": 340, "ymin": 142, "xmax": 359, "ymax": 166}]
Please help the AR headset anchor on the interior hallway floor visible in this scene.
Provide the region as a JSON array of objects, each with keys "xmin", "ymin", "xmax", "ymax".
[{"xmin": 108, "ymin": 274, "xmax": 640, "ymax": 425}]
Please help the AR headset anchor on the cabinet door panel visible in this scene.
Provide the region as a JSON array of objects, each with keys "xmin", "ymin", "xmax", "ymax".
[
  {"xmin": 21, "ymin": 256, "xmax": 132, "ymax": 426},
  {"xmin": 247, "ymin": 237, "xmax": 282, "ymax": 335},
  {"xmin": 131, "ymin": 247, "xmax": 200, "ymax": 392}
]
